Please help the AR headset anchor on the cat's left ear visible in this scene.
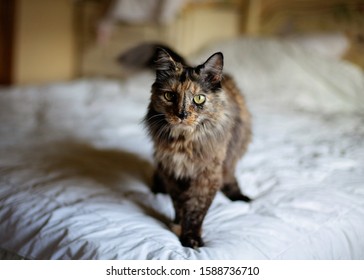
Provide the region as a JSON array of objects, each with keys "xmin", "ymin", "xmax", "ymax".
[{"xmin": 200, "ymin": 52, "xmax": 224, "ymax": 84}]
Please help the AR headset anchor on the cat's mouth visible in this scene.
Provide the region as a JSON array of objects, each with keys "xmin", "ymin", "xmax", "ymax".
[
  {"xmin": 168, "ymin": 114, "xmax": 198, "ymax": 126},
  {"xmin": 176, "ymin": 119, "xmax": 196, "ymax": 128},
  {"xmin": 168, "ymin": 117, "xmax": 196, "ymax": 134}
]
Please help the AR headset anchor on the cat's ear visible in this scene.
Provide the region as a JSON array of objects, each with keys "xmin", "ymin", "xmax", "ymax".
[
  {"xmin": 200, "ymin": 52, "xmax": 224, "ymax": 84},
  {"xmin": 154, "ymin": 48, "xmax": 180, "ymax": 73}
]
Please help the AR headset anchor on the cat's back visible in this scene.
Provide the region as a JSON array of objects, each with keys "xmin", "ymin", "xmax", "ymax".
[
  {"xmin": 221, "ymin": 74, "xmax": 252, "ymax": 158},
  {"xmin": 222, "ymin": 74, "xmax": 251, "ymax": 124}
]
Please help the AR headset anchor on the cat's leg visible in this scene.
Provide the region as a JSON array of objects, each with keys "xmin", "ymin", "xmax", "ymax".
[
  {"xmin": 222, "ymin": 114, "xmax": 252, "ymax": 202},
  {"xmin": 170, "ymin": 173, "xmax": 221, "ymax": 248},
  {"xmin": 151, "ymin": 169, "xmax": 167, "ymax": 194},
  {"xmin": 221, "ymin": 179, "xmax": 251, "ymax": 202},
  {"xmin": 169, "ymin": 199, "xmax": 183, "ymax": 238},
  {"xmin": 222, "ymin": 167, "xmax": 251, "ymax": 202},
  {"xmin": 169, "ymin": 201, "xmax": 183, "ymax": 241}
]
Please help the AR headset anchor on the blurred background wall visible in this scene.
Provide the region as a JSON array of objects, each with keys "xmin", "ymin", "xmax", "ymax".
[
  {"xmin": 0, "ymin": 0, "xmax": 363, "ymax": 85},
  {"xmin": 1, "ymin": 0, "xmax": 75, "ymax": 85}
]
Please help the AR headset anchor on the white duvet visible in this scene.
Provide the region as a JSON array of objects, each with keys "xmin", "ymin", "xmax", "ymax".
[{"xmin": 1, "ymin": 37, "xmax": 364, "ymax": 259}]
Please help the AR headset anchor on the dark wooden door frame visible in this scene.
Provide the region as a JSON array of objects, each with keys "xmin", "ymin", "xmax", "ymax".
[{"xmin": 0, "ymin": 0, "xmax": 15, "ymax": 85}]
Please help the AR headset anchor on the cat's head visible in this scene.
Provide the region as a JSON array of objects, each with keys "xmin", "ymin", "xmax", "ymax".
[{"xmin": 148, "ymin": 48, "xmax": 226, "ymax": 134}]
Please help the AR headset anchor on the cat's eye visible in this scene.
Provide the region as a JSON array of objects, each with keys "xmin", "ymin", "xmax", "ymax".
[
  {"xmin": 164, "ymin": 92, "xmax": 175, "ymax": 101},
  {"xmin": 193, "ymin": 94, "xmax": 206, "ymax": 105}
]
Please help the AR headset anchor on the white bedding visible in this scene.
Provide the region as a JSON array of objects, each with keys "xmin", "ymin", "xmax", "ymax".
[{"xmin": 1, "ymin": 37, "xmax": 364, "ymax": 259}]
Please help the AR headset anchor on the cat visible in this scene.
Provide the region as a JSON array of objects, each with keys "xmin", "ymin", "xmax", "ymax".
[{"xmin": 122, "ymin": 44, "xmax": 252, "ymax": 248}]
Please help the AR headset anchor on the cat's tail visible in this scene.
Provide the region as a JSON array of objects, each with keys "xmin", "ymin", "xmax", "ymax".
[{"xmin": 117, "ymin": 43, "xmax": 187, "ymax": 70}]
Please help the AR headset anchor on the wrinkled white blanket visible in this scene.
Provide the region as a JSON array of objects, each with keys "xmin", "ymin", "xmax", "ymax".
[{"xmin": 1, "ymin": 37, "xmax": 364, "ymax": 259}]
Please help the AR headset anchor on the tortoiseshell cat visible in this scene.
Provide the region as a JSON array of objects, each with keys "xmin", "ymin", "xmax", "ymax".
[{"xmin": 122, "ymin": 44, "xmax": 252, "ymax": 248}]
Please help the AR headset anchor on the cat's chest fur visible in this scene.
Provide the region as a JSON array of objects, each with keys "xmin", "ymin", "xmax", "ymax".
[{"xmin": 154, "ymin": 124, "xmax": 230, "ymax": 179}]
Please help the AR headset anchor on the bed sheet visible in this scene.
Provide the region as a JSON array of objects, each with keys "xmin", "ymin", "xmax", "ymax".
[{"xmin": 1, "ymin": 37, "xmax": 364, "ymax": 259}]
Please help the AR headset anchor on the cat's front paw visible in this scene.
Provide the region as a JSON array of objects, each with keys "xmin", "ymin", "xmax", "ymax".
[{"xmin": 180, "ymin": 234, "xmax": 204, "ymax": 249}]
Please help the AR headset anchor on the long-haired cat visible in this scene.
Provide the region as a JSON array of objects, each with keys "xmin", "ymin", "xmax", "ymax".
[{"xmin": 121, "ymin": 44, "xmax": 252, "ymax": 248}]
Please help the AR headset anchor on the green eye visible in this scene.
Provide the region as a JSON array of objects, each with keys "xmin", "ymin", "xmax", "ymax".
[
  {"xmin": 193, "ymin": 94, "xmax": 206, "ymax": 105},
  {"xmin": 164, "ymin": 92, "xmax": 175, "ymax": 101}
]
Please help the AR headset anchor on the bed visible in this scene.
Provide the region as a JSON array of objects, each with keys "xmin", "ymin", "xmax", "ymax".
[{"xmin": 1, "ymin": 36, "xmax": 364, "ymax": 259}]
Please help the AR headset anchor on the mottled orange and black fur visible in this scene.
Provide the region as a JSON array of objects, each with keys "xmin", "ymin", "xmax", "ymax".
[{"xmin": 142, "ymin": 46, "xmax": 252, "ymax": 248}]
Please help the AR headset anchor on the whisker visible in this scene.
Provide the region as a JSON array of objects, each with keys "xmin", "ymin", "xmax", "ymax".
[{"xmin": 146, "ymin": 113, "xmax": 165, "ymax": 122}]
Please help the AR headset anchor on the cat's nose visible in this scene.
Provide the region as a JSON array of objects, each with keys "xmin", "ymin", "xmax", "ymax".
[{"xmin": 178, "ymin": 110, "xmax": 188, "ymax": 120}]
